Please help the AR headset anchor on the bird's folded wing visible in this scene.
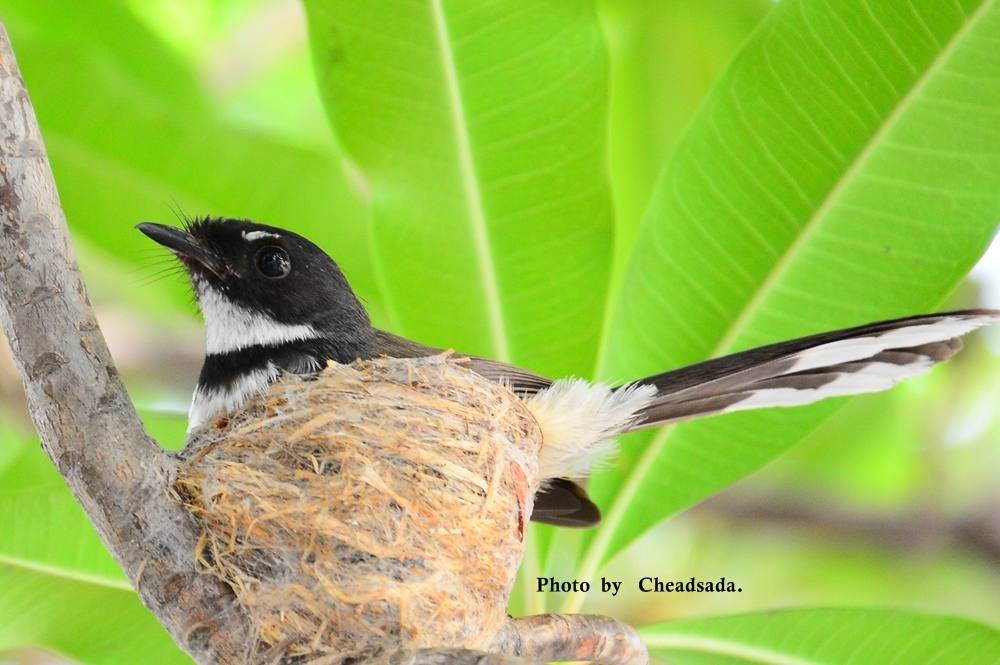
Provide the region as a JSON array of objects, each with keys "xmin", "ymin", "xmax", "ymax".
[
  {"xmin": 465, "ymin": 358, "xmax": 554, "ymax": 394},
  {"xmin": 372, "ymin": 328, "xmax": 554, "ymax": 395}
]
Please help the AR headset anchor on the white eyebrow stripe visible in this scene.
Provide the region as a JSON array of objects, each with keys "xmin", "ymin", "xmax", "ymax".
[{"xmin": 242, "ymin": 230, "xmax": 280, "ymax": 241}]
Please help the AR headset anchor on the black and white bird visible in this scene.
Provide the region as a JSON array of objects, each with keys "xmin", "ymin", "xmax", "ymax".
[{"xmin": 139, "ymin": 218, "xmax": 999, "ymax": 527}]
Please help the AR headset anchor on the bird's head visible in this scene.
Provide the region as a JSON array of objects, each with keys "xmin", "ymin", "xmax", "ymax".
[{"xmin": 137, "ymin": 218, "xmax": 370, "ymax": 354}]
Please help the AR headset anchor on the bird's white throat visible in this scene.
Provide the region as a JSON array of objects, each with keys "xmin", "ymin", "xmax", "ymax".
[
  {"xmin": 196, "ymin": 282, "xmax": 319, "ymax": 355},
  {"xmin": 188, "ymin": 282, "xmax": 321, "ymax": 432}
]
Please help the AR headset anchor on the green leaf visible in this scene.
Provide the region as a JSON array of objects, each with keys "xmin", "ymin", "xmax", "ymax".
[
  {"xmin": 0, "ymin": 485, "xmax": 129, "ymax": 590},
  {"xmin": 570, "ymin": 0, "xmax": 1000, "ymax": 603},
  {"xmin": 0, "ymin": 440, "xmax": 186, "ymax": 663},
  {"xmin": 0, "ymin": 439, "xmax": 128, "ymax": 589},
  {"xmin": 0, "ymin": 401, "xmax": 203, "ymax": 590},
  {"xmin": 0, "ymin": 565, "xmax": 187, "ymax": 665},
  {"xmin": 0, "ymin": 415, "xmax": 199, "ymax": 663},
  {"xmin": 0, "ymin": 0, "xmax": 376, "ymax": 313},
  {"xmin": 599, "ymin": 0, "xmax": 772, "ymax": 279},
  {"xmin": 303, "ymin": 0, "xmax": 613, "ymax": 377},
  {"xmin": 641, "ymin": 608, "xmax": 1000, "ymax": 664}
]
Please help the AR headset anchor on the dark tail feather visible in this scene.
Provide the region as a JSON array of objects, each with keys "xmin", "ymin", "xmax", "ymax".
[
  {"xmin": 531, "ymin": 478, "xmax": 602, "ymax": 527},
  {"xmin": 624, "ymin": 310, "xmax": 998, "ymax": 431}
]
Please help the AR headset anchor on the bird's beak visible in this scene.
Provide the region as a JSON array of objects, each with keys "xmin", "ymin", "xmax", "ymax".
[{"xmin": 136, "ymin": 222, "xmax": 226, "ymax": 278}]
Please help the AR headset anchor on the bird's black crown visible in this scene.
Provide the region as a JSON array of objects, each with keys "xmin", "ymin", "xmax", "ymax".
[{"xmin": 138, "ymin": 217, "xmax": 370, "ymax": 336}]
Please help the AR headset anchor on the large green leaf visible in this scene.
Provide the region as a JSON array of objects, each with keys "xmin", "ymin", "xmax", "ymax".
[
  {"xmin": 0, "ymin": 485, "xmax": 127, "ymax": 590},
  {"xmin": 0, "ymin": 439, "xmax": 187, "ymax": 663},
  {"xmin": 303, "ymin": 0, "xmax": 613, "ymax": 378},
  {"xmin": 567, "ymin": 0, "xmax": 1000, "ymax": 608},
  {"xmin": 641, "ymin": 608, "xmax": 1000, "ymax": 664},
  {"xmin": 0, "ymin": 565, "xmax": 187, "ymax": 665},
  {"xmin": 0, "ymin": 0, "xmax": 376, "ymax": 314},
  {"xmin": 598, "ymin": 0, "xmax": 772, "ymax": 280},
  {"xmin": 0, "ymin": 439, "xmax": 128, "ymax": 590}
]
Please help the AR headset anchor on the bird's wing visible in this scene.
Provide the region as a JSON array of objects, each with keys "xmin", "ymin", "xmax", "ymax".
[
  {"xmin": 626, "ymin": 309, "xmax": 999, "ymax": 430},
  {"xmin": 372, "ymin": 328, "xmax": 553, "ymax": 395},
  {"xmin": 464, "ymin": 358, "xmax": 554, "ymax": 394}
]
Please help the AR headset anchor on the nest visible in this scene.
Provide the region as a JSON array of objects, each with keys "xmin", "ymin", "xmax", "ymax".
[{"xmin": 173, "ymin": 354, "xmax": 541, "ymax": 663}]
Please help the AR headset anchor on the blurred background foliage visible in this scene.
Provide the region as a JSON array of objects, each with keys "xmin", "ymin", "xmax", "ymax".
[{"xmin": 0, "ymin": 0, "xmax": 998, "ymax": 663}]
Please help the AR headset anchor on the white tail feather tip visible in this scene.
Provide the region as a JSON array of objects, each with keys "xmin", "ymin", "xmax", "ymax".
[{"xmin": 788, "ymin": 316, "xmax": 992, "ymax": 373}]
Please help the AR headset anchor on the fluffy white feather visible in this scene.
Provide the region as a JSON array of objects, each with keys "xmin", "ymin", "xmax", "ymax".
[
  {"xmin": 197, "ymin": 282, "xmax": 318, "ymax": 354},
  {"xmin": 525, "ymin": 380, "xmax": 657, "ymax": 479}
]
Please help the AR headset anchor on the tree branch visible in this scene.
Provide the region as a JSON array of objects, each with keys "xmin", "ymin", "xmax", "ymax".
[
  {"xmin": 387, "ymin": 649, "xmax": 537, "ymax": 665},
  {"xmin": 0, "ymin": 22, "xmax": 250, "ymax": 663},
  {"xmin": 494, "ymin": 615, "xmax": 648, "ymax": 665}
]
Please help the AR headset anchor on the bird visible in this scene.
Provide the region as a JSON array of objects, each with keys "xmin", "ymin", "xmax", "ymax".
[{"xmin": 138, "ymin": 217, "xmax": 999, "ymax": 528}]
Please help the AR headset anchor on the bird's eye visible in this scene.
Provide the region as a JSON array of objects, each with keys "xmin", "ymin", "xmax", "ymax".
[{"xmin": 256, "ymin": 247, "xmax": 291, "ymax": 278}]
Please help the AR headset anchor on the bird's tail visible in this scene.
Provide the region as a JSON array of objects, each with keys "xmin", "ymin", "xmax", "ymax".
[
  {"xmin": 527, "ymin": 309, "xmax": 998, "ymax": 484},
  {"xmin": 625, "ymin": 309, "xmax": 999, "ymax": 431}
]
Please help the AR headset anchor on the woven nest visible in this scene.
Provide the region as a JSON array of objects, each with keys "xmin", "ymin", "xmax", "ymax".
[{"xmin": 173, "ymin": 354, "xmax": 541, "ymax": 663}]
